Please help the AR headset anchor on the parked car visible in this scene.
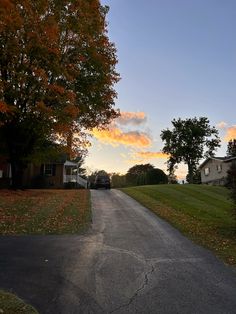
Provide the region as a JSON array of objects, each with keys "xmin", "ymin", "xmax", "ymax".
[{"xmin": 94, "ymin": 175, "xmax": 111, "ymax": 189}]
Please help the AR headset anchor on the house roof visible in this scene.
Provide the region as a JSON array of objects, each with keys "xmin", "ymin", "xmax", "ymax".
[
  {"xmin": 199, "ymin": 156, "xmax": 236, "ymax": 169},
  {"xmin": 64, "ymin": 160, "xmax": 78, "ymax": 167}
]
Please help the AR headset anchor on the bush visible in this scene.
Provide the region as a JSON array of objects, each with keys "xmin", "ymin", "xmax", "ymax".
[
  {"xmin": 0, "ymin": 178, "xmax": 10, "ymax": 189},
  {"xmin": 146, "ymin": 168, "xmax": 168, "ymax": 185},
  {"xmin": 31, "ymin": 175, "xmax": 49, "ymax": 188},
  {"xmin": 226, "ymin": 161, "xmax": 236, "ymax": 220}
]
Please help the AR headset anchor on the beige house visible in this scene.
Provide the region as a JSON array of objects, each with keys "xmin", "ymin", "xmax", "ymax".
[{"xmin": 199, "ymin": 156, "xmax": 236, "ymax": 185}]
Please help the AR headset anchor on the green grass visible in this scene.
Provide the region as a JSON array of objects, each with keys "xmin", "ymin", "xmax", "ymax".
[
  {"xmin": 0, "ymin": 189, "xmax": 91, "ymax": 235},
  {"xmin": 121, "ymin": 184, "xmax": 236, "ymax": 265},
  {"xmin": 0, "ymin": 290, "xmax": 38, "ymax": 314}
]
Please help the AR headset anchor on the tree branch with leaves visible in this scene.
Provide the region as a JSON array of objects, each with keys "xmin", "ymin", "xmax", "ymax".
[{"xmin": 160, "ymin": 117, "xmax": 220, "ymax": 183}]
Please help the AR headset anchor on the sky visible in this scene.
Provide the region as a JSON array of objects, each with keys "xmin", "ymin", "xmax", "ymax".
[{"xmin": 85, "ymin": 0, "xmax": 236, "ymax": 179}]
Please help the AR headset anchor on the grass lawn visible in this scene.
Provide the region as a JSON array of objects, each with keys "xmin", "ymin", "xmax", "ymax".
[
  {"xmin": 0, "ymin": 290, "xmax": 38, "ymax": 314},
  {"xmin": 121, "ymin": 184, "xmax": 236, "ymax": 266},
  {"xmin": 0, "ymin": 189, "xmax": 91, "ymax": 235}
]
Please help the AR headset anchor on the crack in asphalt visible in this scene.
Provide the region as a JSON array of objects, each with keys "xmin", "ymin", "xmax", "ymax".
[
  {"xmin": 102, "ymin": 244, "xmax": 146, "ymax": 264},
  {"xmin": 109, "ymin": 263, "xmax": 155, "ymax": 314},
  {"xmin": 148, "ymin": 257, "xmax": 204, "ymax": 264}
]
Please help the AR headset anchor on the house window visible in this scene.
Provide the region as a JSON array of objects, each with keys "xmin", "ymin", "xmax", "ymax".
[
  {"xmin": 217, "ymin": 164, "xmax": 222, "ymax": 173},
  {"xmin": 40, "ymin": 164, "xmax": 56, "ymax": 176},
  {"xmin": 44, "ymin": 164, "xmax": 55, "ymax": 176},
  {"xmin": 204, "ymin": 167, "xmax": 210, "ymax": 176}
]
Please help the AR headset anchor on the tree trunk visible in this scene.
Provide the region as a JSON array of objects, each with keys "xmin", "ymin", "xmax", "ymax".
[
  {"xmin": 4, "ymin": 122, "xmax": 33, "ymax": 190},
  {"xmin": 10, "ymin": 159, "xmax": 25, "ymax": 190},
  {"xmin": 66, "ymin": 129, "xmax": 73, "ymax": 160}
]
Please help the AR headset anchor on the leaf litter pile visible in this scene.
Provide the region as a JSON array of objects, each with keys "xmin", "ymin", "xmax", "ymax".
[{"xmin": 0, "ymin": 189, "xmax": 91, "ymax": 235}]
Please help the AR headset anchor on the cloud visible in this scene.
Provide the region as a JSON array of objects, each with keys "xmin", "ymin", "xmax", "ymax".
[
  {"xmin": 135, "ymin": 151, "xmax": 169, "ymax": 159},
  {"xmin": 217, "ymin": 121, "xmax": 228, "ymax": 129},
  {"xmin": 91, "ymin": 126, "xmax": 152, "ymax": 148},
  {"xmin": 116, "ymin": 111, "xmax": 147, "ymax": 125},
  {"xmin": 224, "ymin": 125, "xmax": 236, "ymax": 141}
]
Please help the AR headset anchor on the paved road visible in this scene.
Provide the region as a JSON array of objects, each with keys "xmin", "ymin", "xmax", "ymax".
[{"xmin": 0, "ymin": 189, "xmax": 236, "ymax": 313}]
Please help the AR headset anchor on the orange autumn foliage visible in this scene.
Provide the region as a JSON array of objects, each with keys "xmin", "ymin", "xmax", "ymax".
[{"xmin": 0, "ymin": 0, "xmax": 119, "ymax": 188}]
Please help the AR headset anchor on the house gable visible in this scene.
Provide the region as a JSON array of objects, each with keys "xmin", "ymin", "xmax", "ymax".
[{"xmin": 199, "ymin": 156, "xmax": 236, "ymax": 185}]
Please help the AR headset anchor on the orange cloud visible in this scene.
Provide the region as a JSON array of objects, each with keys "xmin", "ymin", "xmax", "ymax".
[
  {"xmin": 91, "ymin": 127, "xmax": 152, "ymax": 148},
  {"xmin": 224, "ymin": 125, "xmax": 236, "ymax": 141},
  {"xmin": 135, "ymin": 151, "xmax": 169, "ymax": 159},
  {"xmin": 116, "ymin": 111, "xmax": 147, "ymax": 125}
]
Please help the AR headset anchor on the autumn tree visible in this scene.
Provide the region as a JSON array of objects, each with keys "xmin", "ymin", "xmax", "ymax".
[
  {"xmin": 0, "ymin": 0, "xmax": 119, "ymax": 188},
  {"xmin": 161, "ymin": 117, "xmax": 220, "ymax": 184},
  {"xmin": 227, "ymin": 139, "xmax": 236, "ymax": 157}
]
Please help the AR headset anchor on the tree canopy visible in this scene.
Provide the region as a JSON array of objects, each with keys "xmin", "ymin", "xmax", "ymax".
[
  {"xmin": 0, "ymin": 0, "xmax": 119, "ymax": 188},
  {"xmin": 126, "ymin": 163, "xmax": 154, "ymax": 186},
  {"xmin": 126, "ymin": 163, "xmax": 167, "ymax": 186},
  {"xmin": 161, "ymin": 117, "xmax": 220, "ymax": 183}
]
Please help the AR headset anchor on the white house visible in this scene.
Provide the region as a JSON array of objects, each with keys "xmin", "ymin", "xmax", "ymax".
[
  {"xmin": 199, "ymin": 156, "xmax": 236, "ymax": 185},
  {"xmin": 63, "ymin": 160, "xmax": 88, "ymax": 188}
]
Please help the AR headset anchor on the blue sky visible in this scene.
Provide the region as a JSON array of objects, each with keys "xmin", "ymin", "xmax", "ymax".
[{"xmin": 85, "ymin": 0, "xmax": 236, "ymax": 179}]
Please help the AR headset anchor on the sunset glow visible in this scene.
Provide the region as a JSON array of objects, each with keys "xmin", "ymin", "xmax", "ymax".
[
  {"xmin": 85, "ymin": 0, "xmax": 236, "ymax": 178},
  {"xmin": 91, "ymin": 126, "xmax": 152, "ymax": 148}
]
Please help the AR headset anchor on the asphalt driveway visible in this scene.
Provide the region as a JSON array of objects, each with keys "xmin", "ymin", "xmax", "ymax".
[{"xmin": 0, "ymin": 189, "xmax": 236, "ymax": 313}]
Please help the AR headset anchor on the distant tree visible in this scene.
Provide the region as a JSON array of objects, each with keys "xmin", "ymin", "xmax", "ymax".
[
  {"xmin": 126, "ymin": 164, "xmax": 154, "ymax": 186},
  {"xmin": 166, "ymin": 156, "xmax": 178, "ymax": 184},
  {"xmin": 125, "ymin": 164, "xmax": 167, "ymax": 186},
  {"xmin": 186, "ymin": 169, "xmax": 201, "ymax": 184},
  {"xmin": 168, "ymin": 173, "xmax": 178, "ymax": 184},
  {"xmin": 0, "ymin": 0, "xmax": 119, "ymax": 189},
  {"xmin": 226, "ymin": 161, "xmax": 236, "ymax": 219},
  {"xmin": 225, "ymin": 143, "xmax": 236, "ymax": 217},
  {"xmin": 226, "ymin": 162, "xmax": 236, "ymax": 188},
  {"xmin": 127, "ymin": 164, "xmax": 154, "ymax": 176},
  {"xmin": 146, "ymin": 168, "xmax": 168, "ymax": 185},
  {"xmin": 227, "ymin": 139, "xmax": 236, "ymax": 157},
  {"xmin": 111, "ymin": 173, "xmax": 127, "ymax": 188},
  {"xmin": 88, "ymin": 171, "xmax": 99, "ymax": 188},
  {"xmin": 97, "ymin": 170, "xmax": 109, "ymax": 176},
  {"xmin": 161, "ymin": 117, "xmax": 220, "ymax": 184},
  {"xmin": 88, "ymin": 170, "xmax": 108, "ymax": 188}
]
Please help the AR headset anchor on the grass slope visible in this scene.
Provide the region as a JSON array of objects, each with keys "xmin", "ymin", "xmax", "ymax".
[
  {"xmin": 0, "ymin": 189, "xmax": 91, "ymax": 235},
  {"xmin": 121, "ymin": 184, "xmax": 236, "ymax": 265}
]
